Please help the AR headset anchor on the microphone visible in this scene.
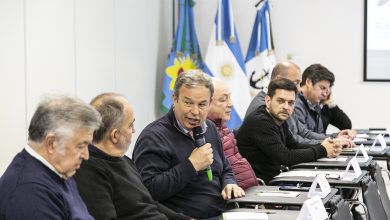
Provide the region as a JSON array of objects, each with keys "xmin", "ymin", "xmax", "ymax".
[{"xmin": 193, "ymin": 126, "xmax": 213, "ymax": 181}]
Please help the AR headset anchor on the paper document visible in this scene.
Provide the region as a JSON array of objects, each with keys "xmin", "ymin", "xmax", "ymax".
[
  {"xmin": 276, "ymin": 170, "xmax": 358, "ymax": 182},
  {"xmin": 276, "ymin": 170, "xmax": 343, "ymax": 178},
  {"xmin": 353, "ymin": 138, "xmax": 367, "ymax": 142},
  {"xmin": 356, "ymin": 133, "xmax": 369, "ymax": 138},
  {"xmin": 345, "ymin": 146, "xmax": 371, "ymax": 152},
  {"xmin": 369, "ymin": 130, "xmax": 386, "ymax": 135},
  {"xmin": 342, "ymin": 173, "xmax": 357, "ymax": 181},
  {"xmin": 370, "ymin": 147, "xmax": 385, "ymax": 152},
  {"xmin": 356, "ymin": 157, "xmax": 369, "ymax": 163},
  {"xmin": 256, "ymin": 191, "xmax": 300, "ymax": 198},
  {"xmin": 317, "ymin": 157, "xmax": 348, "ymax": 162},
  {"xmin": 223, "ymin": 212, "xmax": 268, "ymax": 220}
]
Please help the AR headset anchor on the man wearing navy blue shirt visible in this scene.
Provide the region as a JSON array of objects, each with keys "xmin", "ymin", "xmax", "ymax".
[
  {"xmin": 0, "ymin": 95, "xmax": 101, "ymax": 220},
  {"xmin": 133, "ymin": 70, "xmax": 245, "ymax": 219}
]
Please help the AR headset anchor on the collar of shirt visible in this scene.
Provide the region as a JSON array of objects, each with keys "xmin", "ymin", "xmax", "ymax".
[
  {"xmin": 175, "ymin": 119, "xmax": 208, "ymax": 139},
  {"xmin": 306, "ymin": 98, "xmax": 321, "ymax": 113},
  {"xmin": 25, "ymin": 144, "xmax": 66, "ymax": 179}
]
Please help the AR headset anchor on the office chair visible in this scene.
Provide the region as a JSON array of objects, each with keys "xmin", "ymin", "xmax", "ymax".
[
  {"xmin": 360, "ymin": 175, "xmax": 387, "ymax": 220},
  {"xmin": 385, "ymin": 151, "xmax": 390, "ymax": 181},
  {"xmin": 328, "ymin": 195, "xmax": 353, "ymax": 220},
  {"xmin": 371, "ymin": 163, "xmax": 390, "ymax": 219}
]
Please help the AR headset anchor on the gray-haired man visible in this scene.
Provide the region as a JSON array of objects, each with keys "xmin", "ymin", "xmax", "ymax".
[{"xmin": 0, "ymin": 95, "xmax": 101, "ymax": 220}]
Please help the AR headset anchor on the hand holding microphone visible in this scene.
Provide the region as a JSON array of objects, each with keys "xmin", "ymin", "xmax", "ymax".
[{"xmin": 189, "ymin": 126, "xmax": 213, "ymax": 181}]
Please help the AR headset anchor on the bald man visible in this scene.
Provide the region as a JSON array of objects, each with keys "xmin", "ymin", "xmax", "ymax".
[
  {"xmin": 207, "ymin": 78, "xmax": 258, "ymax": 189},
  {"xmin": 245, "ymin": 61, "xmax": 354, "ymax": 147},
  {"xmin": 245, "ymin": 61, "xmax": 301, "ymax": 118},
  {"xmin": 74, "ymin": 93, "xmax": 191, "ymax": 220}
]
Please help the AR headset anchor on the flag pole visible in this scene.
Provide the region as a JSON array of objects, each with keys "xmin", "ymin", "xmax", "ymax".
[
  {"xmin": 172, "ymin": 0, "xmax": 176, "ymax": 39},
  {"xmin": 255, "ymin": 0, "xmax": 264, "ymax": 8}
]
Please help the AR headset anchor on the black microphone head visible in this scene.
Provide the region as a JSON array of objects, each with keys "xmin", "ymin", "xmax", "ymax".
[{"xmin": 192, "ymin": 126, "xmax": 203, "ymax": 140}]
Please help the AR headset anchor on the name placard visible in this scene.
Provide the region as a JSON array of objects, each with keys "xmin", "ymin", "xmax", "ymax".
[
  {"xmin": 371, "ymin": 134, "xmax": 387, "ymax": 151},
  {"xmin": 342, "ymin": 157, "xmax": 362, "ymax": 181},
  {"xmin": 307, "ymin": 174, "xmax": 331, "ymax": 199},
  {"xmin": 296, "ymin": 196, "xmax": 328, "ymax": 220}
]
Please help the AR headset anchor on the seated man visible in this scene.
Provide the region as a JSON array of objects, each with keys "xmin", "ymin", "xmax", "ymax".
[
  {"xmin": 0, "ymin": 95, "xmax": 101, "ymax": 219},
  {"xmin": 236, "ymin": 79, "xmax": 342, "ymax": 184},
  {"xmin": 295, "ymin": 63, "xmax": 352, "ymax": 134},
  {"xmin": 207, "ymin": 78, "xmax": 258, "ymax": 189},
  {"xmin": 321, "ymin": 88, "xmax": 352, "ymax": 131},
  {"xmin": 74, "ymin": 93, "xmax": 191, "ymax": 220},
  {"xmin": 133, "ymin": 70, "xmax": 245, "ymax": 219},
  {"xmin": 245, "ymin": 61, "xmax": 355, "ymax": 147}
]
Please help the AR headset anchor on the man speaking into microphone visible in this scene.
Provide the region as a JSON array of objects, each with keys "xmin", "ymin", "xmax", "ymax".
[{"xmin": 133, "ymin": 70, "xmax": 244, "ymax": 219}]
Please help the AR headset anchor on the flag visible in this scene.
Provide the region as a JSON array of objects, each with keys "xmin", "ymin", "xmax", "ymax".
[
  {"xmin": 245, "ymin": 0, "xmax": 276, "ymax": 97},
  {"xmin": 161, "ymin": 0, "xmax": 209, "ymax": 112},
  {"xmin": 205, "ymin": 0, "xmax": 251, "ymax": 130}
]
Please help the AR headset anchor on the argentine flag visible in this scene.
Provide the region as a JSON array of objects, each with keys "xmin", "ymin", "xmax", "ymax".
[
  {"xmin": 246, "ymin": 0, "xmax": 276, "ymax": 97},
  {"xmin": 205, "ymin": 0, "xmax": 251, "ymax": 130}
]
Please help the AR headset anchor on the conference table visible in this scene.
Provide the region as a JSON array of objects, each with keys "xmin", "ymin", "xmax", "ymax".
[
  {"xmin": 290, "ymin": 156, "xmax": 373, "ymax": 170},
  {"xmin": 227, "ymin": 185, "xmax": 338, "ymax": 207},
  {"xmin": 340, "ymin": 147, "xmax": 390, "ymax": 160},
  {"xmin": 221, "ymin": 209, "xmax": 300, "ymax": 220},
  {"xmin": 269, "ymin": 169, "xmax": 368, "ymax": 188}
]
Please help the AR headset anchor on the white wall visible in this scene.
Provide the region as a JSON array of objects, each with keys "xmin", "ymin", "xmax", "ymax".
[
  {"xmin": 194, "ymin": 0, "xmax": 390, "ymax": 130},
  {"xmin": 0, "ymin": 0, "xmax": 170, "ymax": 175},
  {"xmin": 0, "ymin": 0, "xmax": 389, "ymax": 175}
]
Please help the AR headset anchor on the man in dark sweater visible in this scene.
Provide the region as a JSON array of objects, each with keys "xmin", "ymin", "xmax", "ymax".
[
  {"xmin": 245, "ymin": 61, "xmax": 355, "ymax": 147},
  {"xmin": 133, "ymin": 70, "xmax": 245, "ymax": 219},
  {"xmin": 236, "ymin": 79, "xmax": 342, "ymax": 184},
  {"xmin": 295, "ymin": 64, "xmax": 354, "ymax": 134},
  {"xmin": 0, "ymin": 95, "xmax": 102, "ymax": 220},
  {"xmin": 74, "ymin": 93, "xmax": 191, "ymax": 220}
]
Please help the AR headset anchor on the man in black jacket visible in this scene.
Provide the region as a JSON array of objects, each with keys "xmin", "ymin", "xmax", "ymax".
[
  {"xmin": 74, "ymin": 93, "xmax": 191, "ymax": 220},
  {"xmin": 245, "ymin": 61, "xmax": 355, "ymax": 146},
  {"xmin": 236, "ymin": 79, "xmax": 342, "ymax": 184}
]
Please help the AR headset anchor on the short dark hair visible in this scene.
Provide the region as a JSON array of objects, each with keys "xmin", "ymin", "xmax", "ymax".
[
  {"xmin": 301, "ymin": 64, "xmax": 335, "ymax": 87},
  {"xmin": 267, "ymin": 78, "xmax": 298, "ymax": 98},
  {"xmin": 90, "ymin": 93, "xmax": 126, "ymax": 143}
]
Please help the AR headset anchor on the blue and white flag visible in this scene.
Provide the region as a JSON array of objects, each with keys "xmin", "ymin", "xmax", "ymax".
[
  {"xmin": 245, "ymin": 0, "xmax": 276, "ymax": 96},
  {"xmin": 161, "ymin": 0, "xmax": 209, "ymax": 112},
  {"xmin": 205, "ymin": 0, "xmax": 251, "ymax": 130}
]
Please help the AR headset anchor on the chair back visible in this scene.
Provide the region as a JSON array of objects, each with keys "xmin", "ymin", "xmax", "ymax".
[
  {"xmin": 361, "ymin": 176, "xmax": 387, "ymax": 220},
  {"xmin": 328, "ymin": 195, "xmax": 353, "ymax": 220},
  {"xmin": 372, "ymin": 163, "xmax": 390, "ymax": 219}
]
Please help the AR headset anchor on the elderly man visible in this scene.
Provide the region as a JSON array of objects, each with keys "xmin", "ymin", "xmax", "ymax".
[
  {"xmin": 236, "ymin": 79, "xmax": 342, "ymax": 184},
  {"xmin": 74, "ymin": 93, "xmax": 190, "ymax": 220},
  {"xmin": 0, "ymin": 95, "xmax": 101, "ymax": 219},
  {"xmin": 207, "ymin": 78, "xmax": 258, "ymax": 189},
  {"xmin": 133, "ymin": 70, "xmax": 244, "ymax": 219}
]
